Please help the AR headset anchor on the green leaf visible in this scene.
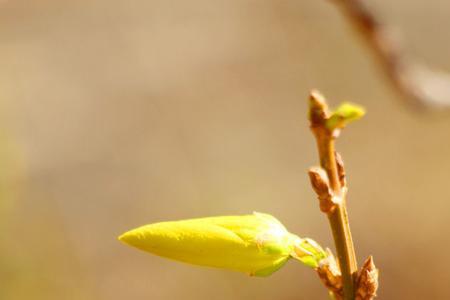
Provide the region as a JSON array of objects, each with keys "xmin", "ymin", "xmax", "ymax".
[{"xmin": 326, "ymin": 102, "xmax": 365, "ymax": 130}]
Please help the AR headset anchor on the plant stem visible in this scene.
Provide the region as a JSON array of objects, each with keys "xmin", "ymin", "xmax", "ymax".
[
  {"xmin": 309, "ymin": 91, "xmax": 358, "ymax": 300},
  {"xmin": 317, "ymin": 134, "xmax": 357, "ymax": 300}
]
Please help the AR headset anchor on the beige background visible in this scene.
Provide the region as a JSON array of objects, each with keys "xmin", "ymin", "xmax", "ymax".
[{"xmin": 1, "ymin": 0, "xmax": 450, "ymax": 299}]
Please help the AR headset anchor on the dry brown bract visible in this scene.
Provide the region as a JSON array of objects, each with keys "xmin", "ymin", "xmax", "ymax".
[
  {"xmin": 355, "ymin": 256, "xmax": 379, "ymax": 300},
  {"xmin": 317, "ymin": 250, "xmax": 343, "ymax": 299}
]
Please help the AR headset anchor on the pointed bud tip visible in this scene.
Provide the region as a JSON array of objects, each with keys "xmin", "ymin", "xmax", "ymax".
[
  {"xmin": 309, "ymin": 90, "xmax": 326, "ymax": 104},
  {"xmin": 117, "ymin": 230, "xmax": 134, "ymax": 246},
  {"xmin": 309, "ymin": 90, "xmax": 333, "ymax": 128},
  {"xmin": 118, "ymin": 233, "xmax": 126, "ymax": 243},
  {"xmin": 362, "ymin": 255, "xmax": 376, "ymax": 271},
  {"xmin": 309, "ymin": 90, "xmax": 328, "ymax": 113}
]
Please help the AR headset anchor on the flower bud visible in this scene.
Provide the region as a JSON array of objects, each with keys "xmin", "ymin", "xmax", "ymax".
[{"xmin": 119, "ymin": 212, "xmax": 325, "ymax": 277}]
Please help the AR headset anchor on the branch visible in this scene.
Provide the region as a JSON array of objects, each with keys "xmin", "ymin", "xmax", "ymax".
[
  {"xmin": 332, "ymin": 0, "xmax": 450, "ymax": 110},
  {"xmin": 308, "ymin": 91, "xmax": 359, "ymax": 300}
]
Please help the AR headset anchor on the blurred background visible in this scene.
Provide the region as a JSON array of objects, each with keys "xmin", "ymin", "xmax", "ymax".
[{"xmin": 1, "ymin": 0, "xmax": 450, "ymax": 299}]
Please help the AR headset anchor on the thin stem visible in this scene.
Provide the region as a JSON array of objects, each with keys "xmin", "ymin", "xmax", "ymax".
[
  {"xmin": 309, "ymin": 91, "xmax": 358, "ymax": 300},
  {"xmin": 316, "ymin": 134, "xmax": 357, "ymax": 300}
]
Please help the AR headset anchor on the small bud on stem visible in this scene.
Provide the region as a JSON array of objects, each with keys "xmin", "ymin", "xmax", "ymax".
[
  {"xmin": 355, "ymin": 256, "xmax": 379, "ymax": 300},
  {"xmin": 308, "ymin": 167, "xmax": 337, "ymax": 214}
]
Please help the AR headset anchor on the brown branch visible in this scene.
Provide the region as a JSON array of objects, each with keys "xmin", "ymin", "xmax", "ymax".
[
  {"xmin": 332, "ymin": 0, "xmax": 450, "ymax": 110},
  {"xmin": 308, "ymin": 91, "xmax": 358, "ymax": 300}
]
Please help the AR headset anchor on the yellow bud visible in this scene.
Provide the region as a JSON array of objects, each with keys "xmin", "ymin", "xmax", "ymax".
[{"xmin": 119, "ymin": 212, "xmax": 324, "ymax": 276}]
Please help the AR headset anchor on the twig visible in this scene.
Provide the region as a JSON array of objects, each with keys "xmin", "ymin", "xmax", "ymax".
[
  {"xmin": 308, "ymin": 91, "xmax": 358, "ymax": 300},
  {"xmin": 331, "ymin": 0, "xmax": 450, "ymax": 110}
]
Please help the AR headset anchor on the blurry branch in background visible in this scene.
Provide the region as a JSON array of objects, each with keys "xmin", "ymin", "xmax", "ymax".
[{"xmin": 332, "ymin": 0, "xmax": 450, "ymax": 110}]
